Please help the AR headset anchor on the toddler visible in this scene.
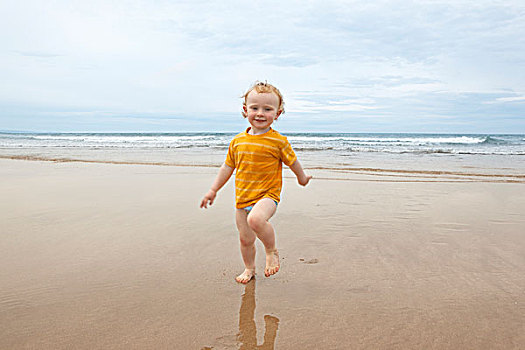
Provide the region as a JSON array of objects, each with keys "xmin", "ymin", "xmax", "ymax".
[{"xmin": 200, "ymin": 81, "xmax": 311, "ymax": 283}]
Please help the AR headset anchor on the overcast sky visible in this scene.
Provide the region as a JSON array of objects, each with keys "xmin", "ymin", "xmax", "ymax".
[{"xmin": 1, "ymin": 0, "xmax": 524, "ymax": 133}]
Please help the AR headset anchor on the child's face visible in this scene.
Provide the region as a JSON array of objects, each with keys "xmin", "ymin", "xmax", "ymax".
[{"xmin": 243, "ymin": 90, "xmax": 282, "ymax": 133}]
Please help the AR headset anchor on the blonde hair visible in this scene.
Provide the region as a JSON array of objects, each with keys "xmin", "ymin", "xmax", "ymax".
[{"xmin": 242, "ymin": 81, "xmax": 285, "ymax": 118}]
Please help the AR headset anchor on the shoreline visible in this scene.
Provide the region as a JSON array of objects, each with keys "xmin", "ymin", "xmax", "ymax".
[{"xmin": 1, "ymin": 154, "xmax": 524, "ymax": 184}]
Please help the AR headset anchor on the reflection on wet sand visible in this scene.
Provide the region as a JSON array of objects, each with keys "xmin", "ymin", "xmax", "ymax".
[
  {"xmin": 238, "ymin": 280, "xmax": 279, "ymax": 350},
  {"xmin": 202, "ymin": 280, "xmax": 279, "ymax": 350}
]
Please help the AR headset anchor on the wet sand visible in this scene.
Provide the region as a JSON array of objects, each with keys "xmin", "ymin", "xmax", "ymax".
[{"xmin": 1, "ymin": 158, "xmax": 524, "ymax": 349}]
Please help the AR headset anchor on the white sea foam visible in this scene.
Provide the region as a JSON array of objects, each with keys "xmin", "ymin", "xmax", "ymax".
[
  {"xmin": 1, "ymin": 132, "xmax": 524, "ymax": 155},
  {"xmin": 289, "ymin": 135, "xmax": 486, "ymax": 144}
]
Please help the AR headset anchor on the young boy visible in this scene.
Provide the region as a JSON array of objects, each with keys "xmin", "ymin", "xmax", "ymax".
[
  {"xmin": 200, "ymin": 81, "xmax": 311, "ymax": 284},
  {"xmin": 201, "ymin": 82, "xmax": 312, "ymax": 283}
]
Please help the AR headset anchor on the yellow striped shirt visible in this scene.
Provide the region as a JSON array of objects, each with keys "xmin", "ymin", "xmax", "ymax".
[{"xmin": 225, "ymin": 128, "xmax": 297, "ymax": 209}]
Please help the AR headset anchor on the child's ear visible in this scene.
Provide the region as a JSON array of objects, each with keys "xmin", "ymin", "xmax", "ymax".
[
  {"xmin": 276, "ymin": 109, "xmax": 283, "ymax": 118},
  {"xmin": 242, "ymin": 105, "xmax": 247, "ymax": 118}
]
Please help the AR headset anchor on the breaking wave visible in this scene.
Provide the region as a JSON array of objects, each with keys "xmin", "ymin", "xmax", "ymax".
[{"xmin": 1, "ymin": 132, "xmax": 524, "ymax": 155}]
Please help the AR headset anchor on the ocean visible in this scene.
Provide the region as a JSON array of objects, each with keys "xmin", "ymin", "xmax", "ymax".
[
  {"xmin": 2, "ymin": 132, "xmax": 524, "ymax": 155},
  {"xmin": 1, "ymin": 132, "xmax": 524, "ymax": 181}
]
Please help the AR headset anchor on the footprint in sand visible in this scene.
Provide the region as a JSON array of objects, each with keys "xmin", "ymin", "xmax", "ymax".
[{"xmin": 299, "ymin": 258, "xmax": 319, "ymax": 264}]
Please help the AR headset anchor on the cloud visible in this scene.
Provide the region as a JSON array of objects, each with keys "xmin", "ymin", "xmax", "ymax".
[
  {"xmin": 258, "ymin": 54, "xmax": 318, "ymax": 68},
  {"xmin": 1, "ymin": 0, "xmax": 524, "ymax": 132},
  {"xmin": 13, "ymin": 51, "xmax": 64, "ymax": 58},
  {"xmin": 486, "ymin": 96, "xmax": 525, "ymax": 104}
]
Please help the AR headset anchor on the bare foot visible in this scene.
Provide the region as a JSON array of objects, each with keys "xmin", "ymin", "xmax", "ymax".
[
  {"xmin": 236, "ymin": 268, "xmax": 255, "ymax": 284},
  {"xmin": 265, "ymin": 249, "xmax": 280, "ymax": 277}
]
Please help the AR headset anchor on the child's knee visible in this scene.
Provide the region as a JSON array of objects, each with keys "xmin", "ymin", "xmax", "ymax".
[
  {"xmin": 239, "ymin": 235, "xmax": 255, "ymax": 247},
  {"xmin": 247, "ymin": 214, "xmax": 265, "ymax": 232}
]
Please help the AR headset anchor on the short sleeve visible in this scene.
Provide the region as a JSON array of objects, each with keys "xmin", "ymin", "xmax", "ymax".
[
  {"xmin": 224, "ymin": 139, "xmax": 236, "ymax": 168},
  {"xmin": 280, "ymin": 137, "xmax": 297, "ymax": 166}
]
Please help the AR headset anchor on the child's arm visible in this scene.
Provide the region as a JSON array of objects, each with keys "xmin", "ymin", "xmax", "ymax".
[
  {"xmin": 289, "ymin": 160, "xmax": 312, "ymax": 186},
  {"xmin": 200, "ymin": 163, "xmax": 234, "ymax": 208}
]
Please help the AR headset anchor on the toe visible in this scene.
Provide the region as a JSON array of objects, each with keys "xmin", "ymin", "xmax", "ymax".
[
  {"xmin": 265, "ymin": 266, "xmax": 276, "ymax": 277},
  {"xmin": 236, "ymin": 274, "xmax": 245, "ymax": 283},
  {"xmin": 236, "ymin": 271, "xmax": 254, "ymax": 283}
]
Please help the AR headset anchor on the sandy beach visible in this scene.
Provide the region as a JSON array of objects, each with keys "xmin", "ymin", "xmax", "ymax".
[{"xmin": 1, "ymin": 158, "xmax": 524, "ymax": 349}]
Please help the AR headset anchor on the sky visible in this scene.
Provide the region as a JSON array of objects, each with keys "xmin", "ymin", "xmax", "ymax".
[{"xmin": 1, "ymin": 0, "xmax": 524, "ymax": 133}]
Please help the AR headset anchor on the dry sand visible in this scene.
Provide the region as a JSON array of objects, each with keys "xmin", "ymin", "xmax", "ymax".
[{"xmin": 1, "ymin": 158, "xmax": 524, "ymax": 349}]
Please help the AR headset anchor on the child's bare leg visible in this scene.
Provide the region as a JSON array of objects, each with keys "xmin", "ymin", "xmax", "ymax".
[
  {"xmin": 235, "ymin": 208, "xmax": 256, "ymax": 284},
  {"xmin": 246, "ymin": 198, "xmax": 279, "ymax": 277}
]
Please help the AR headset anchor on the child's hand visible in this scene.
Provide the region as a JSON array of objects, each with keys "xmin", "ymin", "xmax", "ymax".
[
  {"xmin": 298, "ymin": 175, "xmax": 312, "ymax": 186},
  {"xmin": 200, "ymin": 189, "xmax": 217, "ymax": 209}
]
